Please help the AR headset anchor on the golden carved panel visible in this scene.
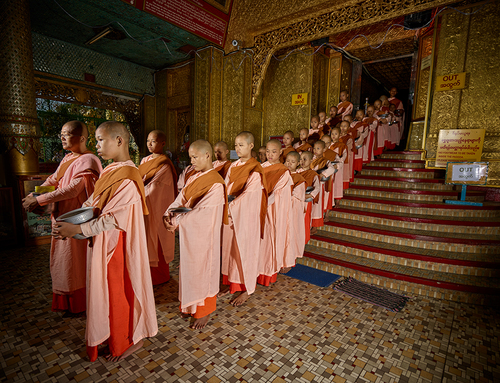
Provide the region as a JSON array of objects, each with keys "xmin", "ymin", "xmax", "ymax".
[
  {"xmin": 193, "ymin": 48, "xmax": 223, "ymax": 144},
  {"xmin": 250, "ymin": 0, "xmax": 462, "ymax": 106},
  {"xmin": 340, "ymin": 57, "xmax": 353, "ymax": 93},
  {"xmin": 407, "ymin": 121, "xmax": 425, "ymax": 151},
  {"xmin": 222, "ymin": 52, "xmax": 246, "ymax": 146},
  {"xmin": 167, "ymin": 64, "xmax": 191, "ymax": 98},
  {"xmin": 327, "ymin": 55, "xmax": 342, "ymax": 110},
  {"xmin": 244, "ymin": 108, "xmax": 263, "ymax": 147},
  {"xmin": 263, "ymin": 51, "xmax": 313, "ymax": 140},
  {"xmin": 423, "ymin": 1, "xmax": 500, "ymax": 186}
]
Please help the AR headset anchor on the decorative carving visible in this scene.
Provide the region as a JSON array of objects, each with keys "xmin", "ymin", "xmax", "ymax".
[
  {"xmin": 423, "ymin": 1, "xmax": 500, "ymax": 185},
  {"xmin": 327, "ymin": 55, "xmax": 341, "ymax": 109},
  {"xmin": 33, "ymin": 78, "xmax": 143, "ymax": 150},
  {"xmin": 407, "ymin": 121, "xmax": 425, "ymax": 151},
  {"xmin": 0, "ymin": 0, "xmax": 40, "ymax": 173},
  {"xmin": 250, "ymin": 0, "xmax": 466, "ymax": 106},
  {"xmin": 222, "ymin": 52, "xmax": 246, "ymax": 145},
  {"xmin": 262, "ymin": 50, "xmax": 313, "ymax": 139}
]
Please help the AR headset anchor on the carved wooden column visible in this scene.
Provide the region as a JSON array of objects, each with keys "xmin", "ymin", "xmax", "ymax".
[{"xmin": 0, "ymin": 0, "xmax": 40, "ymax": 179}]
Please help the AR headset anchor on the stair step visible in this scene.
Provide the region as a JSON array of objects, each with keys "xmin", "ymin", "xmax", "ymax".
[
  {"xmin": 329, "ymin": 207, "xmax": 500, "ymax": 235},
  {"xmin": 310, "ymin": 231, "xmax": 499, "ymax": 267},
  {"xmin": 352, "ymin": 177, "xmax": 454, "ymax": 191},
  {"xmin": 379, "ymin": 151, "xmax": 422, "ymax": 160},
  {"xmin": 340, "ymin": 196, "xmax": 500, "ymax": 218},
  {"xmin": 299, "ymin": 251, "xmax": 499, "ymax": 304},
  {"xmin": 321, "ymin": 220, "xmax": 500, "ymax": 252},
  {"xmin": 366, "ymin": 161, "xmax": 426, "ymax": 169},
  {"xmin": 361, "ymin": 168, "xmax": 445, "ymax": 179},
  {"xmin": 345, "ymin": 187, "xmax": 485, "ymax": 202},
  {"xmin": 303, "ymin": 246, "xmax": 500, "ymax": 294}
]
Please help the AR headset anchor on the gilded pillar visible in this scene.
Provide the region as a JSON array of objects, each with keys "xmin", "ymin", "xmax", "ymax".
[
  {"xmin": 193, "ymin": 47, "xmax": 223, "ymax": 145},
  {"xmin": 0, "ymin": 0, "xmax": 40, "ymax": 177}
]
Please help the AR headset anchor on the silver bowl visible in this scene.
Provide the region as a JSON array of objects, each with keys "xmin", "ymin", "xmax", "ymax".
[{"xmin": 56, "ymin": 207, "xmax": 95, "ymax": 239}]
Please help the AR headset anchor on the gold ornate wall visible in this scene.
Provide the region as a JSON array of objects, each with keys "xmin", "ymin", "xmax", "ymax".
[
  {"xmin": 263, "ymin": 51, "xmax": 313, "ymax": 140},
  {"xmin": 154, "ymin": 63, "xmax": 193, "ymax": 154},
  {"xmin": 327, "ymin": 54, "xmax": 342, "ymax": 111},
  {"xmin": 193, "ymin": 48, "xmax": 223, "ymax": 145},
  {"xmin": 423, "ymin": 1, "xmax": 500, "ymax": 185},
  {"xmin": 311, "ymin": 52, "xmax": 329, "ymax": 116}
]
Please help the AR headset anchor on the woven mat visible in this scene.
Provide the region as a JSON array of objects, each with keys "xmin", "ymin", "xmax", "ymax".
[{"xmin": 333, "ymin": 277, "xmax": 410, "ymax": 312}]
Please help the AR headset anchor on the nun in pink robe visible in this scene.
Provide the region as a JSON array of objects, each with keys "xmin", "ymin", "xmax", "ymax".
[
  {"xmin": 36, "ymin": 151, "xmax": 102, "ymax": 313},
  {"xmin": 165, "ymin": 169, "xmax": 225, "ymax": 316},
  {"xmin": 283, "ymin": 175, "xmax": 306, "ymax": 268},
  {"xmin": 221, "ymin": 160, "xmax": 265, "ymax": 296},
  {"xmin": 80, "ymin": 161, "xmax": 158, "ymax": 362},
  {"xmin": 140, "ymin": 154, "xmax": 177, "ymax": 285}
]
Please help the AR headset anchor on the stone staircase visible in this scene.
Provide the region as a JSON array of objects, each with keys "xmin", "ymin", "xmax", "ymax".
[{"xmin": 300, "ymin": 151, "xmax": 500, "ymax": 304}]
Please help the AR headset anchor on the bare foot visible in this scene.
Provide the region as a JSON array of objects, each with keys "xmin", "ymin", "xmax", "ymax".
[
  {"xmin": 324, "ymin": 213, "xmax": 330, "ymax": 222},
  {"xmin": 280, "ymin": 267, "xmax": 292, "ymax": 274},
  {"xmin": 105, "ymin": 339, "xmax": 144, "ymax": 362},
  {"xmin": 230, "ymin": 291, "xmax": 250, "ymax": 307},
  {"xmin": 311, "ymin": 227, "xmax": 318, "ymax": 235},
  {"xmin": 217, "ymin": 286, "xmax": 231, "ymax": 298},
  {"xmin": 191, "ymin": 314, "xmax": 210, "ymax": 330}
]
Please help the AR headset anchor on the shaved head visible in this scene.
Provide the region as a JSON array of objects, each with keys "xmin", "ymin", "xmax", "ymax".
[
  {"xmin": 321, "ymin": 135, "xmax": 332, "ymax": 145},
  {"xmin": 284, "ymin": 131, "xmax": 294, "ymax": 137},
  {"xmin": 331, "ymin": 127, "xmax": 341, "ymax": 135},
  {"xmin": 314, "ymin": 140, "xmax": 326, "ymax": 149},
  {"xmin": 148, "ymin": 129, "xmax": 166, "ymax": 143},
  {"xmin": 301, "ymin": 151, "xmax": 313, "ymax": 160},
  {"xmin": 286, "ymin": 151, "xmax": 300, "ymax": 162},
  {"xmin": 98, "ymin": 121, "xmax": 130, "ymax": 145},
  {"xmin": 214, "ymin": 141, "xmax": 228, "ymax": 151},
  {"xmin": 64, "ymin": 120, "xmax": 88, "ymax": 138},
  {"xmin": 236, "ymin": 131, "xmax": 254, "ymax": 144},
  {"xmin": 267, "ymin": 139, "xmax": 282, "ymax": 150},
  {"xmin": 190, "ymin": 139, "xmax": 213, "ymax": 157}
]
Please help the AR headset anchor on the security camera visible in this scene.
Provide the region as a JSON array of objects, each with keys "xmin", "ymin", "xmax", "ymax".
[{"xmin": 232, "ymin": 39, "xmax": 239, "ymax": 47}]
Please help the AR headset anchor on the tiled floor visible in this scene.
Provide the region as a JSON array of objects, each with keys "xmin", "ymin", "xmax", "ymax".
[{"xmin": 1, "ymin": 243, "xmax": 499, "ymax": 383}]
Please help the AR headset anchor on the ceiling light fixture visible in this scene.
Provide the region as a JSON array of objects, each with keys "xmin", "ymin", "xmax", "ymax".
[{"xmin": 85, "ymin": 26, "xmax": 114, "ymax": 45}]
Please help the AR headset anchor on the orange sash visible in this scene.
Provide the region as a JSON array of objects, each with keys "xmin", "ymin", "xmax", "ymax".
[
  {"xmin": 184, "ymin": 166, "xmax": 198, "ymax": 184},
  {"xmin": 93, "ymin": 165, "xmax": 149, "ymax": 216},
  {"xmin": 330, "ymin": 141, "xmax": 347, "ymax": 157},
  {"xmin": 56, "ymin": 152, "xmax": 95, "ymax": 182},
  {"xmin": 228, "ymin": 158, "xmax": 267, "ymax": 237},
  {"xmin": 139, "ymin": 155, "xmax": 178, "ymax": 193},
  {"xmin": 280, "ymin": 146, "xmax": 296, "ymax": 163},
  {"xmin": 300, "ymin": 169, "xmax": 320, "ymax": 203},
  {"xmin": 295, "ymin": 142, "xmax": 312, "ymax": 153},
  {"xmin": 323, "ymin": 149, "xmax": 337, "ymax": 162},
  {"xmin": 339, "ymin": 135, "xmax": 351, "ymax": 163},
  {"xmin": 310, "ymin": 156, "xmax": 328, "ymax": 170},
  {"xmin": 290, "ymin": 173, "xmax": 306, "ymax": 190},
  {"xmin": 337, "ymin": 101, "xmax": 352, "ymax": 114},
  {"xmin": 213, "ymin": 161, "xmax": 231, "ymax": 180},
  {"xmin": 183, "ymin": 170, "xmax": 228, "ymax": 225},
  {"xmin": 262, "ymin": 163, "xmax": 289, "ymax": 196}
]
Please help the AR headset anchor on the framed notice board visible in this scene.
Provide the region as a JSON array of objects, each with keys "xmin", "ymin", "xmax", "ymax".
[{"xmin": 17, "ymin": 175, "xmax": 53, "ymax": 246}]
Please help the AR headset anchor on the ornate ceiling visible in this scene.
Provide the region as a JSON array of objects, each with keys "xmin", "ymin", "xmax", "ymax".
[{"xmin": 29, "ymin": 0, "xmax": 211, "ymax": 70}]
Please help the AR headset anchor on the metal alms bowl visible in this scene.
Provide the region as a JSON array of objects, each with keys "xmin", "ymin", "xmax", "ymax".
[{"xmin": 56, "ymin": 207, "xmax": 95, "ymax": 239}]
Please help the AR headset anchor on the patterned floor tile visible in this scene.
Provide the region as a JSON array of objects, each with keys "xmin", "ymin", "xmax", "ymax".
[{"xmin": 0, "ymin": 243, "xmax": 499, "ymax": 382}]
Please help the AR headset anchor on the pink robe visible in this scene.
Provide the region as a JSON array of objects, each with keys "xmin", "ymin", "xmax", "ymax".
[
  {"xmin": 37, "ymin": 152, "xmax": 102, "ymax": 312},
  {"xmin": 221, "ymin": 160, "xmax": 264, "ymax": 295},
  {"xmin": 283, "ymin": 178, "xmax": 305, "ymax": 268},
  {"xmin": 297, "ymin": 168, "xmax": 320, "ymax": 233},
  {"xmin": 166, "ymin": 169, "xmax": 224, "ymax": 314},
  {"xmin": 81, "ymin": 161, "xmax": 158, "ymax": 350},
  {"xmin": 374, "ymin": 111, "xmax": 390, "ymax": 152},
  {"xmin": 140, "ymin": 155, "xmax": 176, "ymax": 273},
  {"xmin": 388, "ymin": 97, "xmax": 405, "ymax": 139},
  {"xmin": 177, "ymin": 165, "xmax": 195, "ymax": 191},
  {"xmin": 337, "ymin": 101, "xmax": 353, "ymax": 119},
  {"xmin": 329, "ymin": 144, "xmax": 347, "ymax": 199},
  {"xmin": 259, "ymin": 162, "xmax": 293, "ymax": 279},
  {"xmin": 362, "ymin": 117, "xmax": 378, "ymax": 163},
  {"xmin": 311, "ymin": 157, "xmax": 336, "ymax": 214}
]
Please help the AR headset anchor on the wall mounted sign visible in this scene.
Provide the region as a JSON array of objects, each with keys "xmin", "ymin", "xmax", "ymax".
[
  {"xmin": 125, "ymin": 0, "xmax": 232, "ymax": 46},
  {"xmin": 435, "ymin": 129, "xmax": 485, "ymax": 167},
  {"xmin": 291, "ymin": 93, "xmax": 308, "ymax": 106},
  {"xmin": 446, "ymin": 162, "xmax": 488, "ymax": 185},
  {"xmin": 269, "ymin": 136, "xmax": 285, "ymax": 147},
  {"xmin": 436, "ymin": 72, "xmax": 466, "ymax": 91}
]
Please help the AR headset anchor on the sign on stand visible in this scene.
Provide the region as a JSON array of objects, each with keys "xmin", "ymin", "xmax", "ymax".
[{"xmin": 444, "ymin": 162, "xmax": 488, "ymax": 206}]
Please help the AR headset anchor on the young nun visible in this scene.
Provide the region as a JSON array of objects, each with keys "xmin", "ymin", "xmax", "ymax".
[{"xmin": 164, "ymin": 140, "xmax": 227, "ymax": 329}]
